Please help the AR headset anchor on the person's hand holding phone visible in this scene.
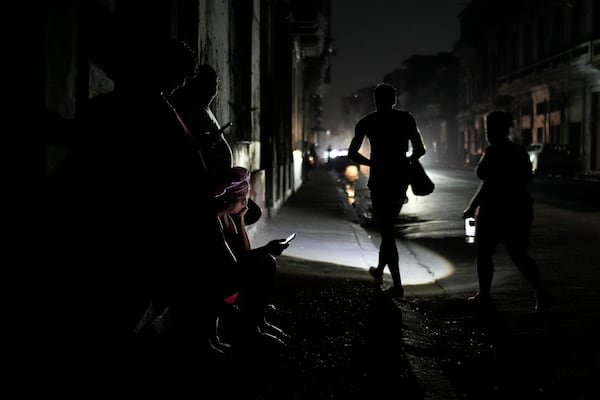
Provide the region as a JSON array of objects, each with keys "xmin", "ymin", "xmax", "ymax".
[{"xmin": 265, "ymin": 233, "xmax": 296, "ymax": 256}]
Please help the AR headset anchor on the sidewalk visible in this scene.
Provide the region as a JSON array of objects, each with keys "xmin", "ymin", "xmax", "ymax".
[{"xmin": 249, "ymin": 166, "xmax": 378, "ymax": 271}]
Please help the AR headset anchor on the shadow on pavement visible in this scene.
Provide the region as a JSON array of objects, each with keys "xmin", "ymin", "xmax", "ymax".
[{"xmin": 225, "ymin": 255, "xmax": 425, "ymax": 400}]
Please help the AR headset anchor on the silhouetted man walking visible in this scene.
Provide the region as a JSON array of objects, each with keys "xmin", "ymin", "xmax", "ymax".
[{"xmin": 348, "ymin": 83, "xmax": 426, "ymax": 297}]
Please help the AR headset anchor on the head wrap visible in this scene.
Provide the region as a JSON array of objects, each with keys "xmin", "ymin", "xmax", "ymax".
[{"xmin": 213, "ymin": 166, "xmax": 251, "ymax": 200}]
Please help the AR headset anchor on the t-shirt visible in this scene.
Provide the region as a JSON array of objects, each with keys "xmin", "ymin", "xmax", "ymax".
[{"xmin": 354, "ymin": 109, "xmax": 425, "ymax": 192}]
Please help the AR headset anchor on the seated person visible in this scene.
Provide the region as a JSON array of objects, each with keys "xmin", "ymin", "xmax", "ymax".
[{"xmin": 211, "ymin": 166, "xmax": 290, "ymax": 350}]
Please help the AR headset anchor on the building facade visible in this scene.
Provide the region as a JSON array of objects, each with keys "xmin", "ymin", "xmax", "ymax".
[{"xmin": 456, "ymin": 0, "xmax": 600, "ymax": 174}]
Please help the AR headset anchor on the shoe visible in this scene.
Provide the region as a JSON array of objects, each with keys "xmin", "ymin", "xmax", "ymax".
[
  {"xmin": 257, "ymin": 324, "xmax": 290, "ymax": 342},
  {"xmin": 467, "ymin": 292, "xmax": 492, "ymax": 305},
  {"xmin": 244, "ymin": 327, "xmax": 287, "ymax": 348},
  {"xmin": 266, "ymin": 303, "xmax": 279, "ymax": 312},
  {"xmin": 208, "ymin": 335, "xmax": 232, "ymax": 355},
  {"xmin": 266, "ymin": 303, "xmax": 291, "ymax": 315},
  {"xmin": 382, "ymin": 285, "xmax": 404, "ymax": 298},
  {"xmin": 258, "ymin": 318, "xmax": 290, "ymax": 341},
  {"xmin": 369, "ymin": 267, "xmax": 383, "ymax": 284},
  {"xmin": 257, "ymin": 329, "xmax": 286, "ymax": 346}
]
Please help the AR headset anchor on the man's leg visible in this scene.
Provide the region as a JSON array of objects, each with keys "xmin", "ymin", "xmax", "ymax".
[{"xmin": 370, "ymin": 191, "xmax": 405, "ymax": 293}]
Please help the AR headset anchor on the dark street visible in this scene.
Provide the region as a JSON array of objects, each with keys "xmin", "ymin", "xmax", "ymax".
[
  {"xmin": 27, "ymin": 2, "xmax": 600, "ymax": 399},
  {"xmin": 45, "ymin": 166, "xmax": 600, "ymax": 399}
]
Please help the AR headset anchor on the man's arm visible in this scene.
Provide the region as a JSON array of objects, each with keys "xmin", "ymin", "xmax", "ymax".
[
  {"xmin": 464, "ymin": 149, "xmax": 490, "ymax": 218},
  {"xmin": 475, "ymin": 147, "xmax": 493, "ymax": 180},
  {"xmin": 408, "ymin": 114, "xmax": 426, "ymax": 161},
  {"xmin": 348, "ymin": 126, "xmax": 371, "ymax": 166},
  {"xmin": 463, "ymin": 182, "xmax": 485, "ymax": 219}
]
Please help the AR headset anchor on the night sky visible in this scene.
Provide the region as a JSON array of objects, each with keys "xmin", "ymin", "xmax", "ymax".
[{"xmin": 324, "ymin": 0, "xmax": 464, "ymax": 132}]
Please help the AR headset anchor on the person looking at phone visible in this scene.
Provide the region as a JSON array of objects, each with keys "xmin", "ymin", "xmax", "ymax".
[{"xmin": 211, "ymin": 166, "xmax": 291, "ymax": 349}]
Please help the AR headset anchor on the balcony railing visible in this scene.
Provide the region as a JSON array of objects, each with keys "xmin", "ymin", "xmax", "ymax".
[{"xmin": 499, "ymin": 41, "xmax": 593, "ymax": 84}]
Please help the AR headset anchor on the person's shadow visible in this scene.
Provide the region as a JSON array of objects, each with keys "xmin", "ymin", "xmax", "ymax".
[{"xmin": 358, "ymin": 292, "xmax": 424, "ymax": 399}]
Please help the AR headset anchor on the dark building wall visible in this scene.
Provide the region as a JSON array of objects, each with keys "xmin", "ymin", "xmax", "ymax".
[{"xmin": 38, "ymin": 0, "xmax": 331, "ymax": 286}]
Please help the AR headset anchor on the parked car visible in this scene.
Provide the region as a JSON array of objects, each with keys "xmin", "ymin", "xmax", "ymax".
[{"xmin": 527, "ymin": 143, "xmax": 580, "ymax": 176}]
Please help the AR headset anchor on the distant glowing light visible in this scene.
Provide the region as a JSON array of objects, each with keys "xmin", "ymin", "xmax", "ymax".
[
  {"xmin": 344, "ymin": 165, "xmax": 359, "ymax": 182},
  {"xmin": 327, "ymin": 148, "xmax": 348, "ymax": 159}
]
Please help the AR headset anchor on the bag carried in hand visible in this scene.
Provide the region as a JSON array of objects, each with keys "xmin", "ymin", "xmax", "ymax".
[{"xmin": 409, "ymin": 160, "xmax": 435, "ymax": 196}]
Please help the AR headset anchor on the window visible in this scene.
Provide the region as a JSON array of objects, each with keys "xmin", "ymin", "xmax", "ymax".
[{"xmin": 536, "ymin": 101, "xmax": 548, "ymax": 114}]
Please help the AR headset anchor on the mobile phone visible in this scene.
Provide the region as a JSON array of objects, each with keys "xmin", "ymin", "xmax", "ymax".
[
  {"xmin": 281, "ymin": 232, "xmax": 296, "ymax": 245},
  {"xmin": 215, "ymin": 121, "xmax": 233, "ymax": 135}
]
